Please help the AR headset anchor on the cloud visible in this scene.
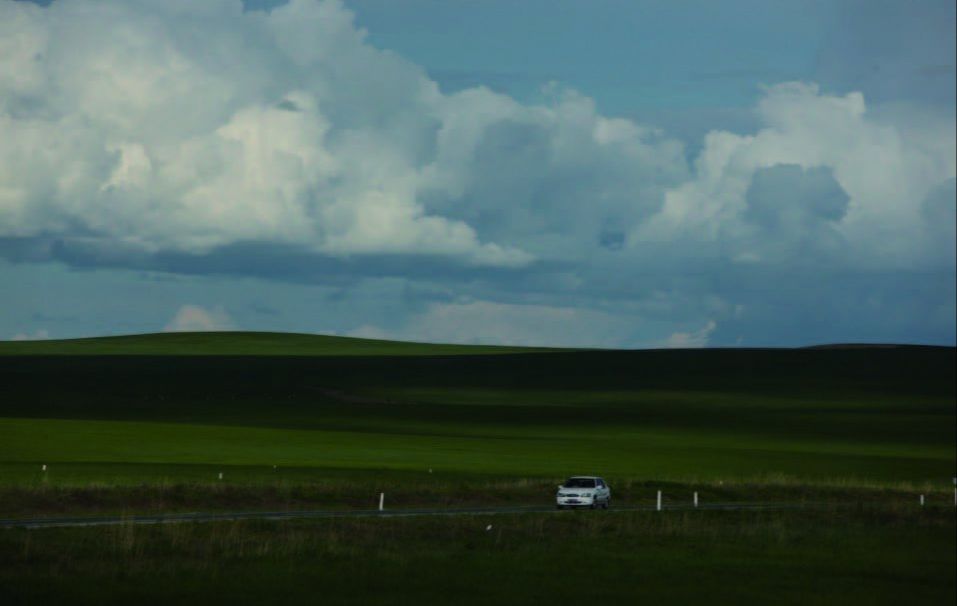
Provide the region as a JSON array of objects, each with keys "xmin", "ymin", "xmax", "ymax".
[
  {"xmin": 10, "ymin": 328, "xmax": 50, "ymax": 341},
  {"xmin": 0, "ymin": 1, "xmax": 953, "ymax": 347},
  {"xmin": 664, "ymin": 320, "xmax": 716, "ymax": 349},
  {"xmin": 351, "ymin": 299, "xmax": 641, "ymax": 348},
  {"xmin": 349, "ymin": 298, "xmax": 737, "ymax": 348},
  {"xmin": 633, "ymin": 82, "xmax": 955, "ymax": 271},
  {"xmin": 0, "ymin": 0, "xmax": 690, "ymax": 271},
  {"xmin": 921, "ymin": 177, "xmax": 957, "ymax": 267},
  {"xmin": 740, "ymin": 164, "xmax": 850, "ymax": 261},
  {"xmin": 0, "ymin": 0, "xmax": 534, "ymax": 268},
  {"xmin": 163, "ymin": 305, "xmax": 235, "ymax": 332},
  {"xmin": 744, "ymin": 165, "xmax": 849, "ymax": 229},
  {"xmin": 1, "ymin": 2, "xmax": 951, "ymax": 279}
]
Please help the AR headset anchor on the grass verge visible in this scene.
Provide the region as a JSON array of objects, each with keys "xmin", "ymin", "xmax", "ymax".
[{"xmin": 1, "ymin": 508, "xmax": 953, "ymax": 605}]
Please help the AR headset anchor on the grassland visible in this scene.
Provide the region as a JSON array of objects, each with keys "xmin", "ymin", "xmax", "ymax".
[
  {"xmin": 0, "ymin": 333, "xmax": 954, "ymax": 603},
  {"xmin": 2, "ymin": 337, "xmax": 952, "ymax": 488},
  {"xmin": 1, "ymin": 509, "xmax": 953, "ymax": 605},
  {"xmin": 0, "ymin": 331, "xmax": 555, "ymax": 356}
]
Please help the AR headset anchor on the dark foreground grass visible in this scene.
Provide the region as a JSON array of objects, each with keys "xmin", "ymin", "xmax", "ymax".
[{"xmin": 1, "ymin": 509, "xmax": 953, "ymax": 605}]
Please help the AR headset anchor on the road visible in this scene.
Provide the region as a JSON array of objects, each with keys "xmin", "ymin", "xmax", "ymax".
[{"xmin": 0, "ymin": 502, "xmax": 814, "ymax": 529}]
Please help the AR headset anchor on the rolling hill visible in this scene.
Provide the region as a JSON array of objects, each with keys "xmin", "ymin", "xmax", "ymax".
[{"xmin": 1, "ymin": 332, "xmax": 953, "ymax": 486}]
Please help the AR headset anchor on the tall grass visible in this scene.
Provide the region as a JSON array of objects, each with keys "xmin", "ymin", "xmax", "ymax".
[{"xmin": 1, "ymin": 509, "xmax": 953, "ymax": 605}]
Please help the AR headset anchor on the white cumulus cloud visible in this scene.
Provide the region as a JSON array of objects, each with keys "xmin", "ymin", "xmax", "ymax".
[
  {"xmin": 664, "ymin": 320, "xmax": 716, "ymax": 349},
  {"xmin": 350, "ymin": 299, "xmax": 640, "ymax": 348},
  {"xmin": 10, "ymin": 328, "xmax": 50, "ymax": 341},
  {"xmin": 634, "ymin": 82, "xmax": 956, "ymax": 270},
  {"xmin": 0, "ymin": 0, "xmax": 537, "ymax": 266},
  {"xmin": 0, "ymin": 0, "xmax": 692, "ymax": 269},
  {"xmin": 164, "ymin": 304, "xmax": 235, "ymax": 332},
  {"xmin": 2, "ymin": 2, "xmax": 951, "ymax": 277}
]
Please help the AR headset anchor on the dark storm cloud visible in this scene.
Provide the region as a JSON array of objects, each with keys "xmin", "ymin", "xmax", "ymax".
[
  {"xmin": 745, "ymin": 165, "xmax": 849, "ymax": 228},
  {"xmin": 0, "ymin": 236, "xmax": 540, "ymax": 286}
]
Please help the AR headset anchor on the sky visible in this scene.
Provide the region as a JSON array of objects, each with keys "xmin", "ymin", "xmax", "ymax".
[{"xmin": 1, "ymin": 0, "xmax": 954, "ymax": 347}]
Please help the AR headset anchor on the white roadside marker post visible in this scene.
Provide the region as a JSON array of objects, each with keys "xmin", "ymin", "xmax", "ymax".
[
  {"xmin": 694, "ymin": 491, "xmax": 698, "ymax": 508},
  {"xmin": 41, "ymin": 464, "xmax": 46, "ymax": 472},
  {"xmin": 379, "ymin": 492, "xmax": 385, "ymax": 511},
  {"xmin": 657, "ymin": 490, "xmax": 662, "ymax": 511},
  {"xmin": 920, "ymin": 494, "xmax": 925, "ymax": 507},
  {"xmin": 218, "ymin": 472, "xmax": 223, "ymax": 480}
]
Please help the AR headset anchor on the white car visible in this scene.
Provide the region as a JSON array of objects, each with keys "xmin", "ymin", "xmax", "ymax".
[{"xmin": 556, "ymin": 476, "xmax": 611, "ymax": 509}]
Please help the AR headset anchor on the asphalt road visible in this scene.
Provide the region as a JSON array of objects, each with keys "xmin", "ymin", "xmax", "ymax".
[{"xmin": 0, "ymin": 502, "xmax": 813, "ymax": 529}]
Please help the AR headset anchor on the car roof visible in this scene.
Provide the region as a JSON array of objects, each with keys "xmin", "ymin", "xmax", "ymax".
[{"xmin": 567, "ymin": 475, "xmax": 600, "ymax": 479}]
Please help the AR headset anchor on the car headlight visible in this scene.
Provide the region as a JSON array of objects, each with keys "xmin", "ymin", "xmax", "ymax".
[{"xmin": 582, "ymin": 493, "xmax": 592, "ymax": 497}]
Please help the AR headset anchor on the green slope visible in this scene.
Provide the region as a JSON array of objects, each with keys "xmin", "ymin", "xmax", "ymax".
[
  {"xmin": 1, "ymin": 345, "xmax": 953, "ymax": 487},
  {"xmin": 0, "ymin": 331, "xmax": 559, "ymax": 356}
]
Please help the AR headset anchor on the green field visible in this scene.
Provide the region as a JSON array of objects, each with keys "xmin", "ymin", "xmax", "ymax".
[
  {"xmin": 0, "ymin": 331, "xmax": 554, "ymax": 356},
  {"xmin": 2, "ymin": 509, "xmax": 953, "ymax": 606},
  {"xmin": 0, "ymin": 332, "xmax": 954, "ymax": 604}
]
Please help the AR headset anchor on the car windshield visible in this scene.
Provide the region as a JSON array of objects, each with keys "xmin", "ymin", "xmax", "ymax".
[{"xmin": 563, "ymin": 478, "xmax": 596, "ymax": 488}]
